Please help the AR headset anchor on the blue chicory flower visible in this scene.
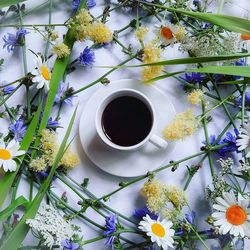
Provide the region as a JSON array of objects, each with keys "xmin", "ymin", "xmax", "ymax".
[
  {"xmin": 61, "ymin": 239, "xmax": 80, "ymax": 250},
  {"xmin": 104, "ymin": 214, "xmax": 117, "ymax": 249},
  {"xmin": 175, "ymin": 227, "xmax": 184, "ymax": 236},
  {"xmin": 78, "ymin": 46, "xmax": 95, "ymax": 66},
  {"xmin": 236, "ymin": 91, "xmax": 250, "ymax": 108},
  {"xmin": 185, "ymin": 211, "xmax": 196, "ymax": 225},
  {"xmin": 9, "ymin": 119, "xmax": 27, "ymax": 142},
  {"xmin": 3, "ymin": 28, "xmax": 29, "ymax": 52},
  {"xmin": 180, "ymin": 72, "xmax": 206, "ymax": 84},
  {"xmin": 47, "ymin": 117, "xmax": 60, "ymax": 128},
  {"xmin": 0, "ymin": 80, "xmax": 15, "ymax": 95},
  {"xmin": 37, "ymin": 171, "xmax": 57, "ymax": 180},
  {"xmin": 133, "ymin": 206, "xmax": 158, "ymax": 220},
  {"xmin": 55, "ymin": 82, "xmax": 74, "ymax": 106},
  {"xmin": 72, "ymin": 0, "xmax": 96, "ymax": 11}
]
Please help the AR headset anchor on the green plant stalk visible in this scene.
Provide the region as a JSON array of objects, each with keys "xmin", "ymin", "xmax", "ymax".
[
  {"xmin": 202, "ymin": 101, "xmax": 215, "ymax": 178},
  {"xmin": 44, "ymin": 0, "xmax": 52, "ymax": 58},
  {"xmin": 0, "ymin": 108, "xmax": 77, "ymax": 250}
]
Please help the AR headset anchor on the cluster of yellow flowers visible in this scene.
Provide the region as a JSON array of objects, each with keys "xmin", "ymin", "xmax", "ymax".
[
  {"xmin": 70, "ymin": 9, "xmax": 113, "ymax": 44},
  {"xmin": 135, "ymin": 26, "xmax": 149, "ymax": 41},
  {"xmin": 187, "ymin": 89, "xmax": 203, "ymax": 105},
  {"xmin": 163, "ymin": 109, "xmax": 198, "ymax": 141},
  {"xmin": 141, "ymin": 40, "xmax": 163, "ymax": 81},
  {"xmin": 141, "ymin": 180, "xmax": 187, "ymax": 219},
  {"xmin": 29, "ymin": 129, "xmax": 79, "ymax": 172},
  {"xmin": 52, "ymin": 43, "xmax": 70, "ymax": 59}
]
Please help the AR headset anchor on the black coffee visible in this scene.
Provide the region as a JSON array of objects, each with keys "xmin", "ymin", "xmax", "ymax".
[{"xmin": 101, "ymin": 96, "xmax": 153, "ymax": 146}]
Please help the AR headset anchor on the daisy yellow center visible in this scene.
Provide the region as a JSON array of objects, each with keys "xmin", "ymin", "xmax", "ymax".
[
  {"xmin": 226, "ymin": 205, "xmax": 247, "ymax": 225},
  {"xmin": 0, "ymin": 148, "xmax": 11, "ymax": 160},
  {"xmin": 161, "ymin": 26, "xmax": 174, "ymax": 40},
  {"xmin": 151, "ymin": 223, "xmax": 165, "ymax": 238},
  {"xmin": 241, "ymin": 34, "xmax": 250, "ymax": 41},
  {"xmin": 40, "ymin": 65, "xmax": 51, "ymax": 81}
]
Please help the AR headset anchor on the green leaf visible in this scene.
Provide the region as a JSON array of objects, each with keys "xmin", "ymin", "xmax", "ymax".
[
  {"xmin": 0, "ymin": 100, "xmax": 43, "ymax": 208},
  {"xmin": 0, "ymin": 108, "xmax": 77, "ymax": 250},
  {"xmin": 0, "ymin": 0, "xmax": 26, "ymax": 8},
  {"xmin": 0, "ymin": 196, "xmax": 29, "ymax": 221},
  {"xmin": 143, "ymin": 2, "xmax": 250, "ymax": 35}
]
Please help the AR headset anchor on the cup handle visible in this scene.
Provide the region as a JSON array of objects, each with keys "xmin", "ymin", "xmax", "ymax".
[{"xmin": 149, "ymin": 134, "xmax": 168, "ymax": 149}]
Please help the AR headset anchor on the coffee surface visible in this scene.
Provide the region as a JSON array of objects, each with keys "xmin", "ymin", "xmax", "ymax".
[{"xmin": 101, "ymin": 96, "xmax": 152, "ymax": 146}]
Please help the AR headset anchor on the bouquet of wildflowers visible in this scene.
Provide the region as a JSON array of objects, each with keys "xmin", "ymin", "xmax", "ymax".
[{"xmin": 0, "ymin": 0, "xmax": 250, "ymax": 249}]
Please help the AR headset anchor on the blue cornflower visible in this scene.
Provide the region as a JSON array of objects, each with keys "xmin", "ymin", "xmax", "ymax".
[
  {"xmin": 175, "ymin": 227, "xmax": 184, "ymax": 236},
  {"xmin": 0, "ymin": 80, "xmax": 15, "ymax": 95},
  {"xmin": 78, "ymin": 46, "xmax": 95, "ymax": 66},
  {"xmin": 193, "ymin": 0, "xmax": 200, "ymax": 4},
  {"xmin": 3, "ymin": 28, "xmax": 29, "ymax": 52},
  {"xmin": 203, "ymin": 22, "xmax": 213, "ymax": 29},
  {"xmin": 180, "ymin": 72, "xmax": 206, "ymax": 84},
  {"xmin": 236, "ymin": 91, "xmax": 250, "ymax": 108},
  {"xmin": 185, "ymin": 211, "xmax": 196, "ymax": 225},
  {"xmin": 133, "ymin": 206, "xmax": 158, "ymax": 220},
  {"xmin": 55, "ymin": 82, "xmax": 74, "ymax": 106},
  {"xmin": 104, "ymin": 214, "xmax": 117, "ymax": 249},
  {"xmin": 61, "ymin": 239, "xmax": 79, "ymax": 250},
  {"xmin": 72, "ymin": 0, "xmax": 96, "ymax": 11},
  {"xmin": 47, "ymin": 117, "xmax": 60, "ymax": 128},
  {"xmin": 9, "ymin": 119, "xmax": 27, "ymax": 142}
]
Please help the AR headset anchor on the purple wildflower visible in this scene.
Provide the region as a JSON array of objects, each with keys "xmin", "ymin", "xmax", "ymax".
[
  {"xmin": 236, "ymin": 91, "xmax": 250, "ymax": 108},
  {"xmin": 55, "ymin": 82, "xmax": 74, "ymax": 106},
  {"xmin": 9, "ymin": 119, "xmax": 27, "ymax": 142},
  {"xmin": 78, "ymin": 46, "xmax": 95, "ymax": 66},
  {"xmin": 133, "ymin": 206, "xmax": 158, "ymax": 220},
  {"xmin": 37, "ymin": 171, "xmax": 57, "ymax": 180},
  {"xmin": 3, "ymin": 28, "xmax": 29, "ymax": 52},
  {"xmin": 47, "ymin": 117, "xmax": 60, "ymax": 128},
  {"xmin": 61, "ymin": 239, "xmax": 79, "ymax": 250},
  {"xmin": 185, "ymin": 211, "xmax": 196, "ymax": 225},
  {"xmin": 72, "ymin": 0, "xmax": 96, "ymax": 11},
  {"xmin": 104, "ymin": 214, "xmax": 117, "ymax": 249}
]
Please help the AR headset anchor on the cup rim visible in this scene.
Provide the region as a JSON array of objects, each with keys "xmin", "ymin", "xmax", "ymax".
[{"xmin": 95, "ymin": 88, "xmax": 156, "ymax": 151}]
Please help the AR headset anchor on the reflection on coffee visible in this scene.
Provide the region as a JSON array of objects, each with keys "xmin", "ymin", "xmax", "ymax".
[{"xmin": 101, "ymin": 96, "xmax": 152, "ymax": 146}]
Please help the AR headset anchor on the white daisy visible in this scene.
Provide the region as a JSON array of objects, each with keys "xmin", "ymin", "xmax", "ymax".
[
  {"xmin": 212, "ymin": 190, "xmax": 250, "ymax": 238},
  {"xmin": 139, "ymin": 214, "xmax": 175, "ymax": 249},
  {"xmin": 155, "ymin": 22, "xmax": 175, "ymax": 46},
  {"xmin": 236, "ymin": 124, "xmax": 250, "ymax": 158},
  {"xmin": 31, "ymin": 55, "xmax": 51, "ymax": 91},
  {"xmin": 0, "ymin": 140, "xmax": 25, "ymax": 172}
]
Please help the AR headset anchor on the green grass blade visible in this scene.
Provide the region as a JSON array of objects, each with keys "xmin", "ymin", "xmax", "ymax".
[
  {"xmin": 0, "ymin": 100, "xmax": 42, "ymax": 208},
  {"xmin": 0, "ymin": 0, "xmax": 26, "ymax": 8},
  {"xmin": 101, "ymin": 54, "xmax": 250, "ymax": 68},
  {"xmin": 0, "ymin": 108, "xmax": 77, "ymax": 250},
  {"xmin": 142, "ymin": 2, "xmax": 250, "ymax": 35}
]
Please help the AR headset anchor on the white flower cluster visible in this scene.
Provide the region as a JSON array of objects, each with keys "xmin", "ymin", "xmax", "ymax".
[
  {"xmin": 217, "ymin": 157, "xmax": 233, "ymax": 175},
  {"xmin": 238, "ymin": 161, "xmax": 250, "ymax": 172},
  {"xmin": 26, "ymin": 204, "xmax": 75, "ymax": 249},
  {"xmin": 206, "ymin": 176, "xmax": 227, "ymax": 202}
]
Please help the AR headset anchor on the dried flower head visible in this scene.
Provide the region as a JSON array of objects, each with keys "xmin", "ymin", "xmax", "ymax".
[
  {"xmin": 135, "ymin": 26, "xmax": 149, "ymax": 41},
  {"xmin": 52, "ymin": 43, "xmax": 70, "ymax": 58},
  {"xmin": 187, "ymin": 89, "xmax": 203, "ymax": 105},
  {"xmin": 89, "ymin": 21, "xmax": 113, "ymax": 44}
]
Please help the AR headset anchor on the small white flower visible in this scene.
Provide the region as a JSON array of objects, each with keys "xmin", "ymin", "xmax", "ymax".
[
  {"xmin": 212, "ymin": 190, "xmax": 250, "ymax": 238},
  {"xmin": 139, "ymin": 214, "xmax": 175, "ymax": 249},
  {"xmin": 238, "ymin": 161, "xmax": 250, "ymax": 172},
  {"xmin": 31, "ymin": 55, "xmax": 51, "ymax": 91},
  {"xmin": 154, "ymin": 21, "xmax": 175, "ymax": 46},
  {"xmin": 0, "ymin": 140, "xmax": 25, "ymax": 172},
  {"xmin": 236, "ymin": 124, "xmax": 250, "ymax": 158}
]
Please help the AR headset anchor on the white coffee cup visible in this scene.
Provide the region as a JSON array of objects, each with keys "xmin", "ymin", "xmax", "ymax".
[{"xmin": 95, "ymin": 88, "xmax": 168, "ymax": 151}]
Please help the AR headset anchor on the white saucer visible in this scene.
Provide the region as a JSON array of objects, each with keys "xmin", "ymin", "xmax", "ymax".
[{"xmin": 79, "ymin": 79, "xmax": 176, "ymax": 177}]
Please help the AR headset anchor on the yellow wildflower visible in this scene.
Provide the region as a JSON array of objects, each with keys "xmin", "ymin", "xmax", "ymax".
[
  {"xmin": 173, "ymin": 26, "xmax": 186, "ymax": 42},
  {"xmin": 29, "ymin": 156, "xmax": 47, "ymax": 172},
  {"xmin": 135, "ymin": 27, "xmax": 149, "ymax": 41},
  {"xmin": 162, "ymin": 208, "xmax": 182, "ymax": 222},
  {"xmin": 40, "ymin": 129, "xmax": 58, "ymax": 151},
  {"xmin": 141, "ymin": 180, "xmax": 167, "ymax": 213},
  {"xmin": 89, "ymin": 21, "xmax": 113, "ymax": 44},
  {"xmin": 165, "ymin": 185, "xmax": 187, "ymax": 209},
  {"xmin": 163, "ymin": 109, "xmax": 198, "ymax": 141},
  {"xmin": 52, "ymin": 43, "xmax": 70, "ymax": 58},
  {"xmin": 60, "ymin": 147, "xmax": 79, "ymax": 169},
  {"xmin": 50, "ymin": 31, "xmax": 58, "ymax": 41},
  {"xmin": 141, "ymin": 66, "xmax": 163, "ymax": 82},
  {"xmin": 187, "ymin": 89, "xmax": 203, "ymax": 105},
  {"xmin": 143, "ymin": 41, "xmax": 162, "ymax": 63},
  {"xmin": 76, "ymin": 23, "xmax": 92, "ymax": 41},
  {"xmin": 76, "ymin": 9, "xmax": 93, "ymax": 24}
]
